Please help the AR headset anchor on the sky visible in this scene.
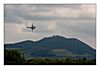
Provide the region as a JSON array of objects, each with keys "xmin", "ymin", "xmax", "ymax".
[{"xmin": 4, "ymin": 4, "xmax": 96, "ymax": 49}]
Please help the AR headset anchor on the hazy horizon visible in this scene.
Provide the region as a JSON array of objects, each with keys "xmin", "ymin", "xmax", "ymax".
[{"xmin": 4, "ymin": 4, "xmax": 96, "ymax": 49}]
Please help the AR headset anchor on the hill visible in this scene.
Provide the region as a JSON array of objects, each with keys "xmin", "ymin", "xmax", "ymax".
[{"xmin": 5, "ymin": 35, "xmax": 96, "ymax": 59}]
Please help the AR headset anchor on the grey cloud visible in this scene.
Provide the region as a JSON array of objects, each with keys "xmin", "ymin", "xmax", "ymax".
[
  {"xmin": 19, "ymin": 14, "xmax": 95, "ymax": 21},
  {"xmin": 5, "ymin": 15, "xmax": 23, "ymax": 23},
  {"xmin": 56, "ymin": 19, "xmax": 96, "ymax": 36},
  {"xmin": 5, "ymin": 4, "xmax": 95, "ymax": 24},
  {"xmin": 5, "ymin": 5, "xmax": 24, "ymax": 23},
  {"xmin": 23, "ymin": 19, "xmax": 96, "ymax": 38},
  {"xmin": 32, "ymin": 4, "xmax": 82, "ymax": 9},
  {"xmin": 23, "ymin": 22, "xmax": 56, "ymax": 33}
]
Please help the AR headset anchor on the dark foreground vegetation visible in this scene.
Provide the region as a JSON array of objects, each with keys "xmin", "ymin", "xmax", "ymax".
[{"xmin": 4, "ymin": 49, "xmax": 96, "ymax": 65}]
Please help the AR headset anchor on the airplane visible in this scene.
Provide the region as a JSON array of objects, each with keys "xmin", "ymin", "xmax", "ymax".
[{"xmin": 27, "ymin": 22, "xmax": 36, "ymax": 32}]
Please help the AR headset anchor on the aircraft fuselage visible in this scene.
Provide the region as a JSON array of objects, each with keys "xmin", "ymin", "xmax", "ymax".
[{"xmin": 27, "ymin": 24, "xmax": 36, "ymax": 32}]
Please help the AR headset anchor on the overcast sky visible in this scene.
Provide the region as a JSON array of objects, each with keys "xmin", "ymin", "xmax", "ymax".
[{"xmin": 4, "ymin": 4, "xmax": 96, "ymax": 49}]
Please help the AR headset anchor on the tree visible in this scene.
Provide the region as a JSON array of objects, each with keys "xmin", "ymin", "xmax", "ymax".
[{"xmin": 4, "ymin": 49, "xmax": 25, "ymax": 65}]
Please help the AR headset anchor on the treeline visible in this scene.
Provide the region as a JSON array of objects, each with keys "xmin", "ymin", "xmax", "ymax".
[{"xmin": 4, "ymin": 49, "xmax": 96, "ymax": 65}]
